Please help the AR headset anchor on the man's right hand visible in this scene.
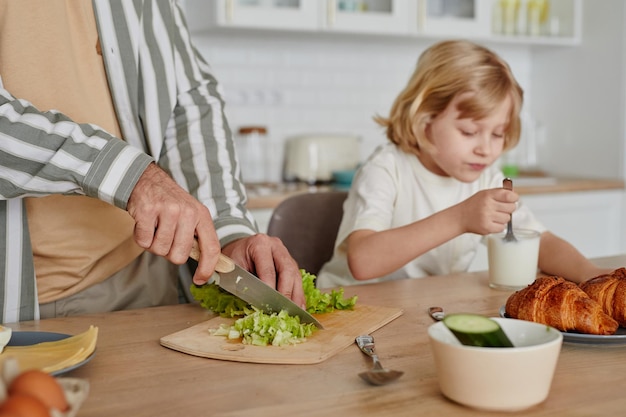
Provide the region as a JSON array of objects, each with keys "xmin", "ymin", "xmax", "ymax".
[{"xmin": 126, "ymin": 163, "xmax": 221, "ymax": 283}]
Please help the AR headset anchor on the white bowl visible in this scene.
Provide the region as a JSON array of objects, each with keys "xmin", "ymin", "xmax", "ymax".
[{"xmin": 428, "ymin": 317, "xmax": 563, "ymax": 412}]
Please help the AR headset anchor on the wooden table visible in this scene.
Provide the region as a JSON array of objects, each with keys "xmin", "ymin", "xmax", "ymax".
[{"xmin": 9, "ymin": 255, "xmax": 626, "ymax": 416}]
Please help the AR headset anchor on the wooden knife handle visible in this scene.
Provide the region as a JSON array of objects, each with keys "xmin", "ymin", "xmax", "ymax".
[{"xmin": 189, "ymin": 239, "xmax": 234, "ymax": 273}]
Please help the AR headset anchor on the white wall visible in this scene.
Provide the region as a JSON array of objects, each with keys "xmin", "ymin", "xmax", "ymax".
[
  {"xmin": 530, "ymin": 0, "xmax": 626, "ymax": 179},
  {"xmin": 189, "ymin": 31, "xmax": 533, "ymax": 182}
]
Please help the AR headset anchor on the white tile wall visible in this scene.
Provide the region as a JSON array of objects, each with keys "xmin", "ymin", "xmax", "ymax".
[{"xmin": 190, "ymin": 32, "xmax": 533, "ymax": 182}]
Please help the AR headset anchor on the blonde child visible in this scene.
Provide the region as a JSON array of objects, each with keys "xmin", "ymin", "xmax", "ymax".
[{"xmin": 317, "ymin": 40, "xmax": 611, "ymax": 288}]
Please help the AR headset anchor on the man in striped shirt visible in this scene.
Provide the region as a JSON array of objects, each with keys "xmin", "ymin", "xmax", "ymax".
[{"xmin": 0, "ymin": 0, "xmax": 304, "ymax": 323}]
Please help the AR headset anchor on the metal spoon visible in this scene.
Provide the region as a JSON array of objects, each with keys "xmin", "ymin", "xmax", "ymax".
[
  {"xmin": 355, "ymin": 335, "xmax": 403, "ymax": 385},
  {"xmin": 502, "ymin": 178, "xmax": 517, "ymax": 243},
  {"xmin": 428, "ymin": 306, "xmax": 445, "ymax": 321}
]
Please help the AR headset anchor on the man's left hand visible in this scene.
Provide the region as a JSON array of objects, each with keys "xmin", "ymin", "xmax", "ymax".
[{"xmin": 222, "ymin": 235, "xmax": 306, "ymax": 309}]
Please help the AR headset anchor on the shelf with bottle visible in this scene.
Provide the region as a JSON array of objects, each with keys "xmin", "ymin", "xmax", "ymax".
[
  {"xmin": 489, "ymin": 0, "xmax": 582, "ymax": 44},
  {"xmin": 417, "ymin": 0, "xmax": 581, "ymax": 45}
]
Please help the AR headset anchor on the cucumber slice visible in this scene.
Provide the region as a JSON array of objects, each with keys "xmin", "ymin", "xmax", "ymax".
[{"xmin": 443, "ymin": 314, "xmax": 514, "ymax": 348}]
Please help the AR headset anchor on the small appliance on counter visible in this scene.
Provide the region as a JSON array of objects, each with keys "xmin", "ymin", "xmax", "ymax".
[{"xmin": 282, "ymin": 134, "xmax": 360, "ymax": 184}]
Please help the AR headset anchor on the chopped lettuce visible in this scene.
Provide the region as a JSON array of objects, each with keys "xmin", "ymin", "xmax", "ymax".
[
  {"xmin": 210, "ymin": 308, "xmax": 316, "ymax": 346},
  {"xmin": 192, "ymin": 269, "xmax": 358, "ymax": 346}
]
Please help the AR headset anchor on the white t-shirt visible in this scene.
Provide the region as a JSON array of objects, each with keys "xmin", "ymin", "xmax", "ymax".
[{"xmin": 316, "ymin": 143, "xmax": 546, "ymax": 288}]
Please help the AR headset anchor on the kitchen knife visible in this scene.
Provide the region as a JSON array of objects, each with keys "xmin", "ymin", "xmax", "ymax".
[{"xmin": 189, "ymin": 241, "xmax": 323, "ymax": 328}]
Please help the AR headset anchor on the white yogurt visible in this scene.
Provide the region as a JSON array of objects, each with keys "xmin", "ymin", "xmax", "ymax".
[{"xmin": 488, "ymin": 229, "xmax": 540, "ymax": 290}]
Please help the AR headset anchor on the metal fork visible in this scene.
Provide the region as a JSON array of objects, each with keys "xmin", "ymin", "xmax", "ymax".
[{"xmin": 355, "ymin": 335, "xmax": 403, "ymax": 385}]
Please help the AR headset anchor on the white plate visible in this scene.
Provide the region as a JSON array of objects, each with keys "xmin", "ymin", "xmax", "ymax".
[
  {"xmin": 499, "ymin": 306, "xmax": 626, "ymax": 345},
  {"xmin": 7, "ymin": 331, "xmax": 95, "ymax": 375}
]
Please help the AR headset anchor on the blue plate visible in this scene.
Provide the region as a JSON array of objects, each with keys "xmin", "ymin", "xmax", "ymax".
[
  {"xmin": 6, "ymin": 331, "xmax": 95, "ymax": 376},
  {"xmin": 499, "ymin": 306, "xmax": 626, "ymax": 345}
]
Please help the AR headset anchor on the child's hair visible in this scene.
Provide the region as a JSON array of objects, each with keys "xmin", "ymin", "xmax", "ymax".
[{"xmin": 375, "ymin": 40, "xmax": 523, "ymax": 156}]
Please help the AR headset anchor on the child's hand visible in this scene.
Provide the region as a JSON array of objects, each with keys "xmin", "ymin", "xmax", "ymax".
[{"xmin": 458, "ymin": 188, "xmax": 518, "ymax": 235}]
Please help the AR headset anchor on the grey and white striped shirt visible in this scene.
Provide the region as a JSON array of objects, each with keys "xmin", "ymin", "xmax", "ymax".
[{"xmin": 0, "ymin": 0, "xmax": 257, "ymax": 323}]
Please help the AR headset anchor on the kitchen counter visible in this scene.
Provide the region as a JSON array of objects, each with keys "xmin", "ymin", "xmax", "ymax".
[
  {"xmin": 245, "ymin": 177, "xmax": 625, "ymax": 210},
  {"xmin": 245, "ymin": 182, "xmax": 335, "ymax": 209}
]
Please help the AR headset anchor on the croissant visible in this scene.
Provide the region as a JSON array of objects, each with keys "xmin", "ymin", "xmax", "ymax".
[
  {"xmin": 506, "ymin": 275, "xmax": 618, "ymax": 335},
  {"xmin": 580, "ymin": 267, "xmax": 626, "ymax": 327}
]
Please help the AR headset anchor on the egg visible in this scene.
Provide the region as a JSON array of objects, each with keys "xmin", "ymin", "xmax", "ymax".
[
  {"xmin": 0, "ymin": 393, "xmax": 50, "ymax": 417},
  {"xmin": 8, "ymin": 370, "xmax": 68, "ymax": 412}
]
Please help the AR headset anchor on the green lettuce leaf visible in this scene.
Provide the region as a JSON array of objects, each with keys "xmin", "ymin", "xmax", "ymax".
[
  {"xmin": 301, "ymin": 269, "xmax": 357, "ymax": 314},
  {"xmin": 209, "ymin": 308, "xmax": 316, "ymax": 346},
  {"xmin": 189, "ymin": 283, "xmax": 249, "ymax": 317}
]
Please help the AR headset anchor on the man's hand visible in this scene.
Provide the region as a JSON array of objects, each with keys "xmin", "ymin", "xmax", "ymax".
[
  {"xmin": 222, "ymin": 235, "xmax": 306, "ymax": 309},
  {"xmin": 126, "ymin": 163, "xmax": 221, "ymax": 283}
]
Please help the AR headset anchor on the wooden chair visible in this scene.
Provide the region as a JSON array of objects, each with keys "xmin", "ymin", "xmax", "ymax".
[{"xmin": 267, "ymin": 190, "xmax": 348, "ymax": 276}]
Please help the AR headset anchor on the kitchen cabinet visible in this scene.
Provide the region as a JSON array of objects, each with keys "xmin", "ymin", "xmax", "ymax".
[
  {"xmin": 183, "ymin": 0, "xmax": 412, "ymax": 35},
  {"xmin": 326, "ymin": 0, "xmax": 412, "ymax": 35},
  {"xmin": 182, "ymin": 0, "xmax": 319, "ymax": 31},
  {"xmin": 417, "ymin": 0, "xmax": 582, "ymax": 44},
  {"xmin": 469, "ymin": 189, "xmax": 624, "ymax": 271},
  {"xmin": 416, "ymin": 0, "xmax": 492, "ymax": 38},
  {"xmin": 182, "ymin": 0, "xmax": 582, "ymax": 45}
]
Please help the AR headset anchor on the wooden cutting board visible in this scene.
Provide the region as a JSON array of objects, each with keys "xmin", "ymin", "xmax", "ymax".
[{"xmin": 160, "ymin": 304, "xmax": 402, "ymax": 364}]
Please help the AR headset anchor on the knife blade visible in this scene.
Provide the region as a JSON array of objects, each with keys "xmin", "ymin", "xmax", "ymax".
[{"xmin": 189, "ymin": 241, "xmax": 323, "ymax": 328}]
